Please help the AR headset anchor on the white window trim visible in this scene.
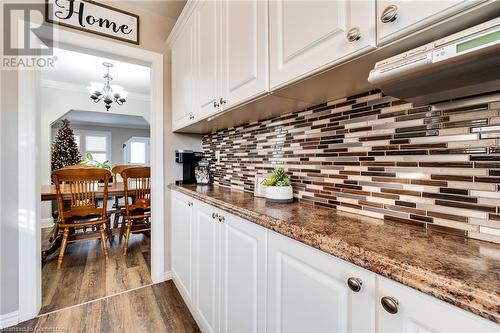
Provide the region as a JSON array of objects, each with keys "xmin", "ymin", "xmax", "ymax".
[
  {"xmin": 124, "ymin": 136, "xmax": 150, "ymax": 165},
  {"xmin": 74, "ymin": 129, "xmax": 112, "ymax": 163}
]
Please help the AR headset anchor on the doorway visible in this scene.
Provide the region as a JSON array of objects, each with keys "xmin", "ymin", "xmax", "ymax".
[{"xmin": 18, "ymin": 28, "xmax": 165, "ymax": 322}]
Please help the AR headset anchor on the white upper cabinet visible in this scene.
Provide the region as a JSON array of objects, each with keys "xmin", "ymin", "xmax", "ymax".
[
  {"xmin": 267, "ymin": 231, "xmax": 376, "ymax": 333},
  {"xmin": 269, "ymin": 0, "xmax": 376, "ymax": 89},
  {"xmin": 376, "ymin": 275, "xmax": 499, "ymax": 332},
  {"xmin": 171, "ymin": 14, "xmax": 195, "ymax": 128},
  {"xmin": 377, "ymin": 0, "xmax": 485, "ymax": 45},
  {"xmin": 220, "ymin": 0, "xmax": 269, "ymax": 110},
  {"xmin": 194, "ymin": 0, "xmax": 220, "ymax": 118}
]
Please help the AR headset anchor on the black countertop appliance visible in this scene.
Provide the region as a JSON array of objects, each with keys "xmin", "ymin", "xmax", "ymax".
[{"xmin": 175, "ymin": 150, "xmax": 204, "ymax": 185}]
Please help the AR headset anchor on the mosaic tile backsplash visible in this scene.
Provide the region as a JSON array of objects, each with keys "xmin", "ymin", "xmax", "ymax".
[{"xmin": 202, "ymin": 91, "xmax": 500, "ymax": 243}]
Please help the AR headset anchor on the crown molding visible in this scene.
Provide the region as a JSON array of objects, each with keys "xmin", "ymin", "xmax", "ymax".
[
  {"xmin": 166, "ymin": 0, "xmax": 198, "ymax": 46},
  {"xmin": 40, "ymin": 79, "xmax": 151, "ymax": 102}
]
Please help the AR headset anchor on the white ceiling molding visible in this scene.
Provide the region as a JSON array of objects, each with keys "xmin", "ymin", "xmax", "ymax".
[{"xmin": 40, "ymin": 79, "xmax": 151, "ymax": 102}]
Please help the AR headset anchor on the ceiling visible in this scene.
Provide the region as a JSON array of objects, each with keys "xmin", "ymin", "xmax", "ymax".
[
  {"xmin": 41, "ymin": 48, "xmax": 151, "ymax": 95},
  {"xmin": 125, "ymin": 0, "xmax": 186, "ymax": 21},
  {"xmin": 55, "ymin": 110, "xmax": 150, "ymax": 129}
]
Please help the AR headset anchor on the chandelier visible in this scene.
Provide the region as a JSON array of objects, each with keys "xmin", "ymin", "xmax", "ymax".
[{"xmin": 87, "ymin": 62, "xmax": 128, "ymax": 111}]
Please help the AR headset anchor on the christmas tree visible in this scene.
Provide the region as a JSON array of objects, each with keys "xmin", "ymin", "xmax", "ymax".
[{"xmin": 51, "ymin": 119, "xmax": 81, "ymax": 171}]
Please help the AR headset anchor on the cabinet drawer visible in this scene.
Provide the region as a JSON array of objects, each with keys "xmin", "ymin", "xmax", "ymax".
[{"xmin": 376, "ymin": 275, "xmax": 499, "ymax": 332}]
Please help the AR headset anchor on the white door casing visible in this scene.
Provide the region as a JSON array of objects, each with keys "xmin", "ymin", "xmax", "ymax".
[{"xmin": 18, "ymin": 27, "xmax": 165, "ymax": 323}]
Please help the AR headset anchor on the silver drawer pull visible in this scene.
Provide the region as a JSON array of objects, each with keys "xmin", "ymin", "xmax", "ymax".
[
  {"xmin": 347, "ymin": 277, "xmax": 362, "ymax": 292},
  {"xmin": 381, "ymin": 5, "xmax": 398, "ymax": 23},
  {"xmin": 346, "ymin": 27, "xmax": 361, "ymax": 42},
  {"xmin": 381, "ymin": 296, "xmax": 399, "ymax": 314}
]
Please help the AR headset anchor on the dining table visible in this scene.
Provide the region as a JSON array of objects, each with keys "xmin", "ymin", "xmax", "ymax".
[{"xmin": 41, "ymin": 182, "xmax": 128, "ymax": 261}]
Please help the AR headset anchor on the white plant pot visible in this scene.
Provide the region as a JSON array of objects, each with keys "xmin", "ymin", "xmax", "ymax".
[{"xmin": 265, "ymin": 186, "xmax": 293, "ymax": 203}]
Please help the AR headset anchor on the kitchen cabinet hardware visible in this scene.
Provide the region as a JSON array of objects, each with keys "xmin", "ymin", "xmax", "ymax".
[
  {"xmin": 347, "ymin": 277, "xmax": 363, "ymax": 292},
  {"xmin": 213, "ymin": 101, "xmax": 220, "ymax": 108},
  {"xmin": 218, "ymin": 215, "xmax": 225, "ymax": 223},
  {"xmin": 346, "ymin": 27, "xmax": 361, "ymax": 42},
  {"xmin": 189, "ymin": 114, "xmax": 195, "ymax": 120},
  {"xmin": 212, "ymin": 212, "xmax": 218, "ymax": 219},
  {"xmin": 219, "ymin": 97, "xmax": 226, "ymax": 105},
  {"xmin": 380, "ymin": 5, "xmax": 398, "ymax": 23},
  {"xmin": 188, "ymin": 201, "xmax": 193, "ymax": 207},
  {"xmin": 381, "ymin": 296, "xmax": 399, "ymax": 314}
]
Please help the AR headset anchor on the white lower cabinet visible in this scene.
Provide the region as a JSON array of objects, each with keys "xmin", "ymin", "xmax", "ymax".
[
  {"xmin": 376, "ymin": 275, "xmax": 499, "ymax": 333},
  {"xmin": 267, "ymin": 231, "xmax": 376, "ymax": 333},
  {"xmin": 171, "ymin": 192, "xmax": 195, "ymax": 304},
  {"xmin": 220, "ymin": 214, "xmax": 267, "ymax": 333},
  {"xmin": 171, "ymin": 193, "xmax": 499, "ymax": 333},
  {"xmin": 194, "ymin": 203, "xmax": 220, "ymax": 333}
]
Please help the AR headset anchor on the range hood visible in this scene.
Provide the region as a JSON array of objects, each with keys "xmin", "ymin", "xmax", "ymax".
[{"xmin": 368, "ymin": 17, "xmax": 500, "ymax": 104}]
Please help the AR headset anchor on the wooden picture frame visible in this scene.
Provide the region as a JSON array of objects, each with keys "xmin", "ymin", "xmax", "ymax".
[{"xmin": 45, "ymin": 0, "xmax": 140, "ymax": 45}]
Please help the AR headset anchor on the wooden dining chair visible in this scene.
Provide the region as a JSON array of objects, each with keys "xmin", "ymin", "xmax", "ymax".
[
  {"xmin": 52, "ymin": 167, "xmax": 112, "ymax": 269},
  {"xmin": 120, "ymin": 166, "xmax": 151, "ymax": 255},
  {"xmin": 110, "ymin": 164, "xmax": 142, "ymax": 229}
]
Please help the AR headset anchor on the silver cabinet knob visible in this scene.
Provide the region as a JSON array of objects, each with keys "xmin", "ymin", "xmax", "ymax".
[
  {"xmin": 381, "ymin": 5, "xmax": 398, "ymax": 23},
  {"xmin": 213, "ymin": 101, "xmax": 220, "ymax": 108},
  {"xmin": 381, "ymin": 296, "xmax": 399, "ymax": 314},
  {"xmin": 346, "ymin": 27, "xmax": 361, "ymax": 42},
  {"xmin": 219, "ymin": 97, "xmax": 226, "ymax": 105},
  {"xmin": 347, "ymin": 277, "xmax": 362, "ymax": 292}
]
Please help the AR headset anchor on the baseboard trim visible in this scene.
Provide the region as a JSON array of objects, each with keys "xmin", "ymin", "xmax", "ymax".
[
  {"xmin": 41, "ymin": 217, "xmax": 54, "ymax": 228},
  {"xmin": 159, "ymin": 270, "xmax": 172, "ymax": 282},
  {"xmin": 0, "ymin": 311, "xmax": 19, "ymax": 329}
]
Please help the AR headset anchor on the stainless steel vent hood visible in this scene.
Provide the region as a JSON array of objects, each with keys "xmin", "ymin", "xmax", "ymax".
[{"xmin": 368, "ymin": 18, "xmax": 500, "ymax": 104}]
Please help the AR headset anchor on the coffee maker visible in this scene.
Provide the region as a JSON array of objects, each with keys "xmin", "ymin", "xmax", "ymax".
[{"xmin": 175, "ymin": 150, "xmax": 204, "ymax": 184}]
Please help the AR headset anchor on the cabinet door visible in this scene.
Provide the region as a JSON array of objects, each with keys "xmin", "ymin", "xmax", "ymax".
[
  {"xmin": 220, "ymin": 214, "xmax": 267, "ymax": 333},
  {"xmin": 376, "ymin": 276, "xmax": 499, "ymax": 332},
  {"xmin": 267, "ymin": 231, "xmax": 376, "ymax": 333},
  {"xmin": 194, "ymin": 203, "xmax": 220, "ymax": 333},
  {"xmin": 269, "ymin": 0, "xmax": 376, "ymax": 89},
  {"xmin": 194, "ymin": 0, "xmax": 219, "ymax": 118},
  {"xmin": 220, "ymin": 0, "xmax": 269, "ymax": 109},
  {"xmin": 171, "ymin": 192, "xmax": 194, "ymax": 303},
  {"xmin": 171, "ymin": 16, "xmax": 195, "ymax": 127},
  {"xmin": 377, "ymin": 0, "xmax": 484, "ymax": 45}
]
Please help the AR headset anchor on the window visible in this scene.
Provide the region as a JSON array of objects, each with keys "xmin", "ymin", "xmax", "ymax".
[
  {"xmin": 124, "ymin": 137, "xmax": 150, "ymax": 165},
  {"xmin": 73, "ymin": 130, "xmax": 111, "ymax": 163}
]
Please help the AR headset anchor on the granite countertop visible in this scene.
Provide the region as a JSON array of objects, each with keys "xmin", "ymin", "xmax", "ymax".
[{"xmin": 169, "ymin": 183, "xmax": 500, "ymax": 323}]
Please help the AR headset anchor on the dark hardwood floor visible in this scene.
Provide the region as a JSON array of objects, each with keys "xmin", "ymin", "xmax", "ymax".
[
  {"xmin": 41, "ymin": 227, "xmax": 152, "ymax": 314},
  {"xmin": 12, "ymin": 281, "xmax": 200, "ymax": 333}
]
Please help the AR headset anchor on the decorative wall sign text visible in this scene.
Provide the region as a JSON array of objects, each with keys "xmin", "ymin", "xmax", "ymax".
[{"xmin": 46, "ymin": 0, "xmax": 139, "ymax": 44}]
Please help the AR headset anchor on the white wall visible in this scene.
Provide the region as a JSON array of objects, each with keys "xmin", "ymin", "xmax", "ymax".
[{"xmin": 60, "ymin": 123, "xmax": 151, "ymax": 167}]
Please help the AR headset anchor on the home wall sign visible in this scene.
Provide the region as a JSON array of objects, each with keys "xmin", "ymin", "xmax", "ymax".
[{"xmin": 46, "ymin": 0, "xmax": 139, "ymax": 45}]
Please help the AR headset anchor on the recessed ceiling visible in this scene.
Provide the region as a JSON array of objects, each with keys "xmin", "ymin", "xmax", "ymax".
[
  {"xmin": 124, "ymin": 0, "xmax": 187, "ymax": 21},
  {"xmin": 41, "ymin": 48, "xmax": 151, "ymax": 95},
  {"xmin": 55, "ymin": 110, "xmax": 150, "ymax": 129}
]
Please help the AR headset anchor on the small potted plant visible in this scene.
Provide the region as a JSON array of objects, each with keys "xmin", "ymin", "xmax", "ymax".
[
  {"xmin": 78, "ymin": 152, "xmax": 112, "ymax": 185},
  {"xmin": 264, "ymin": 167, "xmax": 293, "ymax": 203}
]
